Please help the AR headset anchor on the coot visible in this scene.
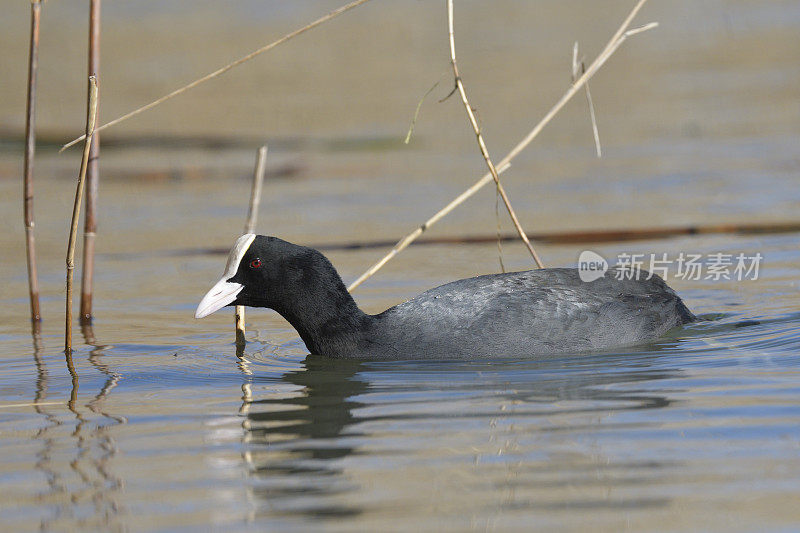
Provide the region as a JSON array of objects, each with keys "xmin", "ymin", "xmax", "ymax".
[{"xmin": 196, "ymin": 234, "xmax": 694, "ymax": 359}]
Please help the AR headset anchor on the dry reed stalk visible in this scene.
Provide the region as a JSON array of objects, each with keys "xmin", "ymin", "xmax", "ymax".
[
  {"xmin": 24, "ymin": 0, "xmax": 43, "ymax": 328},
  {"xmin": 0, "ymin": 402, "xmax": 65, "ymax": 410},
  {"xmin": 404, "ymin": 70, "xmax": 447, "ymax": 144},
  {"xmin": 235, "ymin": 145, "xmax": 268, "ymax": 347},
  {"xmin": 572, "ymin": 42, "xmax": 602, "ymax": 157},
  {"xmin": 80, "ymin": 0, "xmax": 101, "ymax": 325},
  {"xmin": 347, "ymin": 0, "xmax": 656, "ymax": 292},
  {"xmin": 66, "ymin": 77, "xmax": 99, "ymax": 354},
  {"xmin": 445, "ymin": 0, "xmax": 544, "ymax": 269},
  {"xmin": 60, "ymin": 0, "xmax": 373, "ymax": 152}
]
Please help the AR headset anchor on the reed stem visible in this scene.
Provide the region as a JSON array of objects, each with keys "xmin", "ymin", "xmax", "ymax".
[
  {"xmin": 80, "ymin": 0, "xmax": 102, "ymax": 325},
  {"xmin": 24, "ymin": 0, "xmax": 43, "ymax": 329},
  {"xmin": 572, "ymin": 42, "xmax": 602, "ymax": 158},
  {"xmin": 445, "ymin": 0, "xmax": 544, "ymax": 269},
  {"xmin": 235, "ymin": 145, "xmax": 268, "ymax": 347},
  {"xmin": 66, "ymin": 77, "xmax": 99, "ymax": 354}
]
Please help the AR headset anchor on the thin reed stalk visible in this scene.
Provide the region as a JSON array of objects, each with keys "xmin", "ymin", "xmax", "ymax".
[
  {"xmin": 235, "ymin": 145, "xmax": 268, "ymax": 347},
  {"xmin": 80, "ymin": 0, "xmax": 102, "ymax": 325},
  {"xmin": 405, "ymin": 70, "xmax": 447, "ymax": 144},
  {"xmin": 347, "ymin": 0, "xmax": 655, "ymax": 292},
  {"xmin": 0, "ymin": 402, "xmax": 65, "ymax": 410},
  {"xmin": 24, "ymin": 0, "xmax": 43, "ymax": 329},
  {"xmin": 66, "ymin": 77, "xmax": 99, "ymax": 354},
  {"xmin": 445, "ymin": 0, "xmax": 544, "ymax": 269},
  {"xmin": 572, "ymin": 42, "xmax": 602, "ymax": 157},
  {"xmin": 60, "ymin": 0, "xmax": 373, "ymax": 152}
]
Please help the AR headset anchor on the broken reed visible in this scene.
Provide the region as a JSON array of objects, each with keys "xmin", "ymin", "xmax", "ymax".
[
  {"xmin": 445, "ymin": 0, "xmax": 544, "ymax": 269},
  {"xmin": 66, "ymin": 76, "xmax": 99, "ymax": 354},
  {"xmin": 235, "ymin": 145, "xmax": 268, "ymax": 347},
  {"xmin": 80, "ymin": 0, "xmax": 102, "ymax": 325},
  {"xmin": 347, "ymin": 0, "xmax": 656, "ymax": 292},
  {"xmin": 572, "ymin": 42, "xmax": 602, "ymax": 158},
  {"xmin": 24, "ymin": 0, "xmax": 43, "ymax": 328}
]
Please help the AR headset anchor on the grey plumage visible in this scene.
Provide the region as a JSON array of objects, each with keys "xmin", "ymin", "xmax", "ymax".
[{"xmin": 367, "ymin": 268, "xmax": 694, "ymax": 359}]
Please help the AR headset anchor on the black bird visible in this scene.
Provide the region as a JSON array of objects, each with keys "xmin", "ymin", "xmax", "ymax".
[{"xmin": 196, "ymin": 234, "xmax": 695, "ymax": 359}]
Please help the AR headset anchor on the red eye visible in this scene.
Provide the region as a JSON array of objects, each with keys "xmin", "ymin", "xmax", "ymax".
[{"xmin": 249, "ymin": 258, "xmax": 262, "ymax": 269}]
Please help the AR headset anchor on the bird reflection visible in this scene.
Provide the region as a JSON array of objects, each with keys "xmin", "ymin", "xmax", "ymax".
[
  {"xmin": 497, "ymin": 362, "xmax": 676, "ymax": 412},
  {"xmin": 237, "ymin": 347, "xmax": 682, "ymax": 520},
  {"xmin": 240, "ymin": 355, "xmax": 367, "ymax": 519}
]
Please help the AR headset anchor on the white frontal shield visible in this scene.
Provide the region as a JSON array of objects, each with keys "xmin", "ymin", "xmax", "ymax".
[{"xmin": 195, "ymin": 233, "xmax": 256, "ymax": 319}]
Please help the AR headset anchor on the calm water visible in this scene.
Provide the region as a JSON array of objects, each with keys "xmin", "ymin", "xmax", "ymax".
[{"xmin": 1, "ymin": 1, "xmax": 800, "ymax": 531}]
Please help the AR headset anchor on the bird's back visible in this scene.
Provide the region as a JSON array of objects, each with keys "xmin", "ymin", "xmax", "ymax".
[{"xmin": 365, "ymin": 268, "xmax": 694, "ymax": 359}]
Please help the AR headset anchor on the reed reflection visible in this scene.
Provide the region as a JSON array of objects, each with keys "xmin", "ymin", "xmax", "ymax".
[
  {"xmin": 31, "ymin": 335, "xmax": 64, "ymax": 529},
  {"xmin": 28, "ymin": 327, "xmax": 126, "ymax": 530}
]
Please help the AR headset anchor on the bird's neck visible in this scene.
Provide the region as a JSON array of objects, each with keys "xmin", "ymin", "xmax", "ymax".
[{"xmin": 272, "ymin": 270, "xmax": 370, "ymax": 357}]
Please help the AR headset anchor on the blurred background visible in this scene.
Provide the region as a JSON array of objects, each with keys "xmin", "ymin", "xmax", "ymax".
[{"xmin": 1, "ymin": 0, "xmax": 798, "ymax": 261}]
